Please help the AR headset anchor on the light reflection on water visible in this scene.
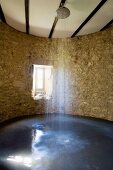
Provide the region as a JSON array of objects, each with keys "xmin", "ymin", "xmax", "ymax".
[
  {"xmin": 7, "ymin": 155, "xmax": 32, "ymax": 167},
  {"xmin": 7, "ymin": 122, "xmax": 89, "ymax": 170},
  {"xmin": 31, "ymin": 123, "xmax": 89, "ymax": 170}
]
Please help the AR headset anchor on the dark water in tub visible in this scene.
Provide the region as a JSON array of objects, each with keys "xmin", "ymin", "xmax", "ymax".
[{"xmin": 0, "ymin": 114, "xmax": 113, "ymax": 170}]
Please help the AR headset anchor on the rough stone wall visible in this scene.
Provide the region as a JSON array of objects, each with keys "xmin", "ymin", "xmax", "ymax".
[
  {"xmin": 0, "ymin": 23, "xmax": 113, "ymax": 122},
  {"xmin": 64, "ymin": 32, "xmax": 113, "ymax": 120}
]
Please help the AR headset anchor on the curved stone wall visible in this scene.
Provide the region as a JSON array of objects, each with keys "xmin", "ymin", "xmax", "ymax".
[{"xmin": 0, "ymin": 23, "xmax": 113, "ymax": 122}]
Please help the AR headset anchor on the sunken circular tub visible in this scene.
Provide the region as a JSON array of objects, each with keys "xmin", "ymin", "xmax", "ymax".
[{"xmin": 0, "ymin": 114, "xmax": 113, "ymax": 170}]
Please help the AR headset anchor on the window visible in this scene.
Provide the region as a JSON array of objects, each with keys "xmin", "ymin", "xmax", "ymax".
[{"xmin": 32, "ymin": 65, "xmax": 53, "ymax": 100}]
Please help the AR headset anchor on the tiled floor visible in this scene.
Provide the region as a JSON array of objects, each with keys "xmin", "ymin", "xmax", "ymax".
[{"xmin": 0, "ymin": 114, "xmax": 113, "ymax": 170}]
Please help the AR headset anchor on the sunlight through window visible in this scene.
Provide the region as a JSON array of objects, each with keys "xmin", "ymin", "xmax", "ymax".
[{"xmin": 32, "ymin": 65, "xmax": 53, "ymax": 100}]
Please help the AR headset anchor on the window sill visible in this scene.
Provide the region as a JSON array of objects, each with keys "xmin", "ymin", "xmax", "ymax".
[{"xmin": 33, "ymin": 94, "xmax": 52, "ymax": 100}]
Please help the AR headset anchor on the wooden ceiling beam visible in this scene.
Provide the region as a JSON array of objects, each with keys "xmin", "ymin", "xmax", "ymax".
[
  {"xmin": 48, "ymin": 17, "xmax": 58, "ymax": 38},
  {"xmin": 0, "ymin": 5, "xmax": 6, "ymax": 23},
  {"xmin": 100, "ymin": 19, "xmax": 113, "ymax": 31},
  {"xmin": 71, "ymin": 0, "xmax": 107, "ymax": 38},
  {"xmin": 25, "ymin": 0, "xmax": 29, "ymax": 34},
  {"xmin": 59, "ymin": 0, "xmax": 66, "ymax": 7}
]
